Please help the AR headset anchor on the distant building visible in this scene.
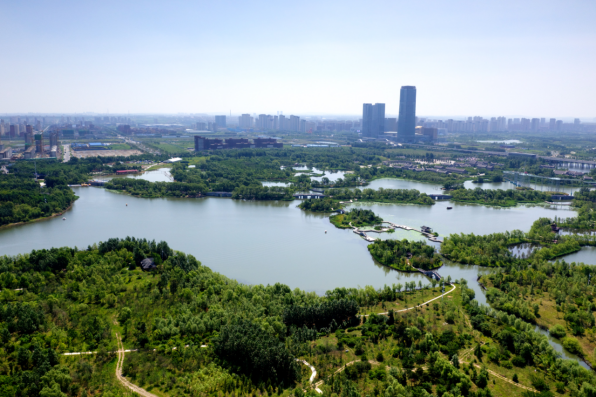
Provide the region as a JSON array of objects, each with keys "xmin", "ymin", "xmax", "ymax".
[
  {"xmin": 398, "ymin": 86, "xmax": 416, "ymax": 142},
  {"xmin": 415, "ymin": 126, "xmax": 438, "ymax": 141},
  {"xmin": 239, "ymin": 114, "xmax": 253, "ymax": 129},
  {"xmin": 362, "ymin": 103, "xmax": 384, "ymax": 138},
  {"xmin": 35, "ymin": 134, "xmax": 44, "ymax": 155},
  {"xmin": 384, "ymin": 118, "xmax": 397, "ymax": 132},
  {"xmin": 194, "ymin": 136, "xmax": 282, "ymax": 151},
  {"xmin": 215, "ymin": 115, "xmax": 227, "ymax": 128},
  {"xmin": 117, "ymin": 125, "xmax": 132, "ymax": 134}
]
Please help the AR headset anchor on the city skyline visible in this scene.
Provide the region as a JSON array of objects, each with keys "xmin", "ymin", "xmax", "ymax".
[{"xmin": 1, "ymin": 1, "xmax": 595, "ymax": 116}]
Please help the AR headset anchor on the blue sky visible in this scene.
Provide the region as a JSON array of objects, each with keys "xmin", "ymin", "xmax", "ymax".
[{"xmin": 1, "ymin": 0, "xmax": 595, "ymax": 118}]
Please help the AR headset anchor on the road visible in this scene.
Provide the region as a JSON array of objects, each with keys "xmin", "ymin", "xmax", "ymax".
[{"xmin": 62, "ymin": 144, "xmax": 70, "ymax": 162}]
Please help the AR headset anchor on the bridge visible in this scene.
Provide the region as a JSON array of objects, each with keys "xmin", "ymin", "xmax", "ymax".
[{"xmin": 414, "ymin": 267, "xmax": 442, "ymax": 280}]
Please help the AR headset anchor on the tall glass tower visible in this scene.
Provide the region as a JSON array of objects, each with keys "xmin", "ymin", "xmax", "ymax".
[{"xmin": 398, "ymin": 86, "xmax": 416, "ymax": 142}]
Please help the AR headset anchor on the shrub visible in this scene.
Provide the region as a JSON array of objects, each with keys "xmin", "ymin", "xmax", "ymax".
[
  {"xmin": 562, "ymin": 337, "xmax": 583, "ymax": 356},
  {"xmin": 501, "ymin": 360, "xmax": 513, "ymax": 369},
  {"xmin": 549, "ymin": 324, "xmax": 566, "ymax": 339},
  {"xmin": 511, "ymin": 356, "xmax": 526, "ymax": 367},
  {"xmin": 512, "ymin": 373, "xmax": 519, "ymax": 383}
]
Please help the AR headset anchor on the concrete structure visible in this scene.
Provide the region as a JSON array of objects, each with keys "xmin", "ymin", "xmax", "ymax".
[
  {"xmin": 0, "ymin": 147, "xmax": 12, "ymax": 159},
  {"xmin": 509, "ymin": 152, "xmax": 537, "ymax": 159},
  {"xmin": 215, "ymin": 115, "xmax": 226, "ymax": 128},
  {"xmin": 398, "ymin": 86, "xmax": 416, "ymax": 142},
  {"xmin": 23, "ymin": 146, "xmax": 36, "ymax": 159},
  {"xmin": 239, "ymin": 114, "xmax": 253, "ymax": 129},
  {"xmin": 384, "ymin": 117, "xmax": 397, "ymax": 132},
  {"xmin": 362, "ymin": 103, "xmax": 385, "ymax": 138},
  {"xmin": 415, "ymin": 126, "xmax": 438, "ymax": 141},
  {"xmin": 194, "ymin": 136, "xmax": 282, "ymax": 151},
  {"xmin": 50, "ymin": 145, "xmax": 58, "ymax": 158},
  {"xmin": 35, "ymin": 134, "xmax": 44, "ymax": 155}
]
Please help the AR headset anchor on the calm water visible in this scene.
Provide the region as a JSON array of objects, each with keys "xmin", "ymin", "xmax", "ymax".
[{"xmin": 1, "ymin": 186, "xmax": 575, "ymax": 293}]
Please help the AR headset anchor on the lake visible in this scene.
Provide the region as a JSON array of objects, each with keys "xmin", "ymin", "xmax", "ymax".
[{"xmin": 0, "ymin": 177, "xmax": 589, "ymax": 367}]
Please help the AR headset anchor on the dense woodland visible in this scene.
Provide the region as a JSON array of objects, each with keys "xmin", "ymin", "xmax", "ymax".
[
  {"xmin": 2, "ymin": 238, "xmax": 596, "ymax": 397},
  {"xmin": 441, "ymin": 218, "xmax": 595, "ymax": 267},
  {"xmin": 325, "ymin": 188, "xmax": 435, "ymax": 205},
  {"xmin": 449, "ymin": 188, "xmax": 552, "ymax": 207},
  {"xmin": 479, "ymin": 260, "xmax": 596, "ymax": 365},
  {"xmin": 0, "ymin": 174, "xmax": 76, "ymax": 227},
  {"xmin": 368, "ymin": 239, "xmax": 442, "ymax": 271}
]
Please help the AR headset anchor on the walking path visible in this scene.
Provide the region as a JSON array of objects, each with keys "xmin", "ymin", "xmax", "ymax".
[
  {"xmin": 115, "ymin": 333, "xmax": 159, "ymax": 397},
  {"xmin": 63, "ymin": 287, "xmax": 533, "ymax": 396},
  {"xmin": 363, "ymin": 283, "xmax": 457, "ymax": 317}
]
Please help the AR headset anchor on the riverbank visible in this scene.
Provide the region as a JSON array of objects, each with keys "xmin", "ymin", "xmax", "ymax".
[{"xmin": 0, "ymin": 198, "xmax": 78, "ymax": 230}]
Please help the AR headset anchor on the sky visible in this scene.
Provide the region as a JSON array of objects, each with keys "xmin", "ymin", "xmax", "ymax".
[{"xmin": 1, "ymin": 0, "xmax": 595, "ymax": 118}]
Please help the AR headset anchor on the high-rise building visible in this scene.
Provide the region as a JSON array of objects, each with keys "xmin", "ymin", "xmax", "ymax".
[
  {"xmin": 397, "ymin": 86, "xmax": 416, "ymax": 142},
  {"xmin": 257, "ymin": 114, "xmax": 269, "ymax": 130},
  {"xmin": 531, "ymin": 118, "xmax": 540, "ymax": 131},
  {"xmin": 574, "ymin": 118, "xmax": 581, "ymax": 125},
  {"xmin": 384, "ymin": 118, "xmax": 397, "ymax": 132},
  {"xmin": 239, "ymin": 114, "xmax": 253, "ymax": 129},
  {"xmin": 362, "ymin": 104, "xmax": 373, "ymax": 136},
  {"xmin": 49, "ymin": 132, "xmax": 59, "ymax": 147},
  {"xmin": 278, "ymin": 115, "xmax": 286, "ymax": 131},
  {"xmin": 362, "ymin": 103, "xmax": 384, "ymax": 138},
  {"xmin": 0, "ymin": 120, "xmax": 5, "ymax": 136},
  {"xmin": 215, "ymin": 115, "xmax": 227, "ymax": 128},
  {"xmin": 9, "ymin": 124, "xmax": 18, "ymax": 138},
  {"xmin": 549, "ymin": 118, "xmax": 556, "ymax": 131},
  {"xmin": 300, "ymin": 119, "xmax": 306, "ymax": 133},
  {"xmin": 35, "ymin": 134, "xmax": 44, "ymax": 155},
  {"xmin": 289, "ymin": 115, "xmax": 300, "ymax": 132}
]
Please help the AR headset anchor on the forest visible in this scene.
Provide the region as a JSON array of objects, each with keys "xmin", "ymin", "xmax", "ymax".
[
  {"xmin": 325, "ymin": 188, "xmax": 435, "ymax": 205},
  {"xmin": 449, "ymin": 188, "xmax": 552, "ymax": 207},
  {"xmin": 367, "ymin": 239, "xmax": 442, "ymax": 271},
  {"xmin": 440, "ymin": 218, "xmax": 596, "ymax": 267},
  {"xmin": 0, "ymin": 172, "xmax": 77, "ymax": 227},
  {"xmin": 2, "ymin": 237, "xmax": 596, "ymax": 397},
  {"xmin": 479, "ymin": 260, "xmax": 596, "ymax": 366},
  {"xmin": 330, "ymin": 209, "xmax": 383, "ymax": 228}
]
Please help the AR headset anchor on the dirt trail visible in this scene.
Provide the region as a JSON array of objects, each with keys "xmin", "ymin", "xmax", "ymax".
[{"xmin": 115, "ymin": 333, "xmax": 159, "ymax": 397}]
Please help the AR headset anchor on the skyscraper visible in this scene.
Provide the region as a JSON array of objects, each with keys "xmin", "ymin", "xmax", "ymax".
[
  {"xmin": 362, "ymin": 104, "xmax": 373, "ymax": 136},
  {"xmin": 398, "ymin": 86, "xmax": 416, "ymax": 142},
  {"xmin": 215, "ymin": 115, "xmax": 226, "ymax": 128},
  {"xmin": 362, "ymin": 103, "xmax": 384, "ymax": 138}
]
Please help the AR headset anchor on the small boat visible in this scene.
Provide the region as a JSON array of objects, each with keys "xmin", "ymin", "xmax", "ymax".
[
  {"xmin": 447, "ymin": 207, "xmax": 452, "ymax": 210},
  {"xmin": 126, "ymin": 204, "xmax": 128, "ymax": 206},
  {"xmin": 62, "ymin": 217, "xmax": 66, "ymax": 220},
  {"xmin": 325, "ymin": 230, "xmax": 327, "ymax": 234}
]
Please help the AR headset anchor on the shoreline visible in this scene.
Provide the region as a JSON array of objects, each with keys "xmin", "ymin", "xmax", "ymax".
[{"xmin": 0, "ymin": 199, "xmax": 77, "ymax": 230}]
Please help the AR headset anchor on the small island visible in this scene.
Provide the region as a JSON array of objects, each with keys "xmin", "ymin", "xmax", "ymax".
[
  {"xmin": 330, "ymin": 208, "xmax": 383, "ymax": 229},
  {"xmin": 368, "ymin": 238, "xmax": 442, "ymax": 272},
  {"xmin": 297, "ymin": 197, "xmax": 339, "ymax": 212}
]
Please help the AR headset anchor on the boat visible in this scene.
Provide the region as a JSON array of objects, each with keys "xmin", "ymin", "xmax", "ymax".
[
  {"xmin": 62, "ymin": 217, "xmax": 66, "ymax": 220},
  {"xmin": 447, "ymin": 207, "xmax": 453, "ymax": 210}
]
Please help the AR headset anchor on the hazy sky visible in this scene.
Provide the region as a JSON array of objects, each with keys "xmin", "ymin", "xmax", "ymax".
[{"xmin": 1, "ymin": 0, "xmax": 595, "ymax": 117}]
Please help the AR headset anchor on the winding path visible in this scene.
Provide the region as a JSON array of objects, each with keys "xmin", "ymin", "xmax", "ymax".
[
  {"xmin": 63, "ymin": 287, "xmax": 533, "ymax": 395},
  {"xmin": 115, "ymin": 333, "xmax": 158, "ymax": 397}
]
